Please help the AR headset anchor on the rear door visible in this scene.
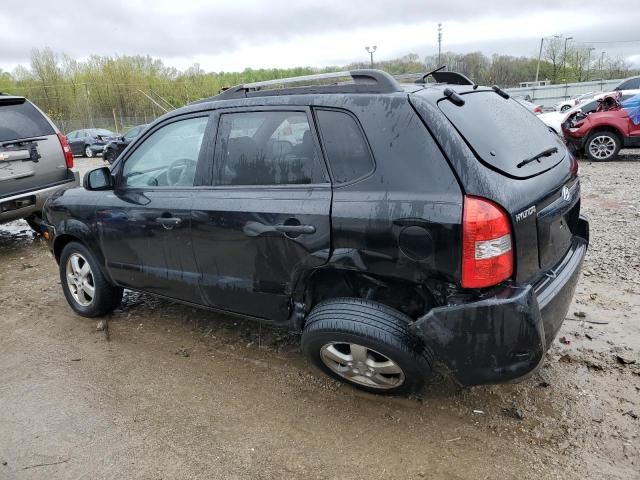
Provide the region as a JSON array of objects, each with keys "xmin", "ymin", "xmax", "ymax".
[
  {"xmin": 191, "ymin": 107, "xmax": 332, "ymax": 321},
  {"xmin": 0, "ymin": 97, "xmax": 67, "ymax": 198},
  {"xmin": 97, "ymin": 114, "xmax": 212, "ymax": 303}
]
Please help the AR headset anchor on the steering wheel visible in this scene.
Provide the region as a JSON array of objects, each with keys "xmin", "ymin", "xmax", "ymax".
[{"xmin": 166, "ymin": 158, "xmax": 197, "ymax": 186}]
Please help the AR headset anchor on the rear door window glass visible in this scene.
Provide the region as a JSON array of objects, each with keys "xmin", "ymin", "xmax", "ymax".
[
  {"xmin": 315, "ymin": 109, "xmax": 374, "ymax": 183},
  {"xmin": 0, "ymin": 100, "xmax": 54, "ymax": 142},
  {"xmin": 213, "ymin": 111, "xmax": 326, "ymax": 186},
  {"xmin": 439, "ymin": 91, "xmax": 565, "ymax": 178}
]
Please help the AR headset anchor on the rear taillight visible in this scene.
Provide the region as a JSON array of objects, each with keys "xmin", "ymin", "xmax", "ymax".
[
  {"xmin": 570, "ymin": 153, "xmax": 579, "ymax": 177},
  {"xmin": 534, "ymin": 106, "xmax": 542, "ymax": 114},
  {"xmin": 462, "ymin": 196, "xmax": 513, "ymax": 289},
  {"xmin": 57, "ymin": 133, "xmax": 73, "ymax": 169}
]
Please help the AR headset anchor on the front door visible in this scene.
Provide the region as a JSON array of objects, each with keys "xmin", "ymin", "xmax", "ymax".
[
  {"xmin": 97, "ymin": 114, "xmax": 212, "ymax": 304},
  {"xmin": 191, "ymin": 108, "xmax": 332, "ymax": 321}
]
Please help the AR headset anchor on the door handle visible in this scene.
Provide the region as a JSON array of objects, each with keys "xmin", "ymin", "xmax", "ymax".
[
  {"xmin": 155, "ymin": 216, "xmax": 183, "ymax": 229},
  {"xmin": 275, "ymin": 224, "xmax": 316, "ymax": 234}
]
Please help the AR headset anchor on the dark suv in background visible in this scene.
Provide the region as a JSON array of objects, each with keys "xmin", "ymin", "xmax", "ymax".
[
  {"xmin": 43, "ymin": 70, "xmax": 589, "ymax": 394},
  {"xmin": 103, "ymin": 124, "xmax": 148, "ymax": 163},
  {"xmin": 0, "ymin": 94, "xmax": 78, "ymax": 231}
]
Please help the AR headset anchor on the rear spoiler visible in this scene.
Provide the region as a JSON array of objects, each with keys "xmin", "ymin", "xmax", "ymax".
[{"xmin": 0, "ymin": 96, "xmax": 26, "ymax": 106}]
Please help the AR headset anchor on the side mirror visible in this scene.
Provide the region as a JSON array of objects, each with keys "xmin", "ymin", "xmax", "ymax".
[{"xmin": 84, "ymin": 167, "xmax": 114, "ymax": 191}]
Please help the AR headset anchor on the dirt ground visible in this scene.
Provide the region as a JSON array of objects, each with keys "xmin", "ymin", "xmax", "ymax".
[{"xmin": 0, "ymin": 153, "xmax": 639, "ymax": 480}]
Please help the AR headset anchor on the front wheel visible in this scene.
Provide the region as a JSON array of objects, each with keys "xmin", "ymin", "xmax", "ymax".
[
  {"xmin": 585, "ymin": 131, "xmax": 621, "ymax": 161},
  {"xmin": 301, "ymin": 298, "xmax": 432, "ymax": 394},
  {"xmin": 85, "ymin": 145, "xmax": 94, "ymax": 158},
  {"xmin": 560, "ymin": 104, "xmax": 571, "ymax": 112},
  {"xmin": 59, "ymin": 241, "xmax": 123, "ymax": 317}
]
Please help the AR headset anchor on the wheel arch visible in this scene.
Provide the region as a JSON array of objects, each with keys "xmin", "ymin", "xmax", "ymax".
[{"xmin": 296, "ymin": 266, "xmax": 440, "ymax": 327}]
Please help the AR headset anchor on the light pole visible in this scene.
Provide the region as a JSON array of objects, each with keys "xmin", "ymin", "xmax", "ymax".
[
  {"xmin": 437, "ymin": 23, "xmax": 442, "ymax": 65},
  {"xmin": 562, "ymin": 36, "xmax": 573, "ymax": 81},
  {"xmin": 535, "ymin": 34, "xmax": 561, "ymax": 84},
  {"xmin": 365, "ymin": 46, "xmax": 377, "ymax": 68},
  {"xmin": 586, "ymin": 47, "xmax": 595, "ymax": 80},
  {"xmin": 599, "ymin": 51, "xmax": 605, "ymax": 78}
]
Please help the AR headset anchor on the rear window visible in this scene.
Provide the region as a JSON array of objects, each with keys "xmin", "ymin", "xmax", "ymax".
[
  {"xmin": 315, "ymin": 109, "xmax": 374, "ymax": 183},
  {"xmin": 0, "ymin": 100, "xmax": 55, "ymax": 142},
  {"xmin": 439, "ymin": 91, "xmax": 565, "ymax": 178}
]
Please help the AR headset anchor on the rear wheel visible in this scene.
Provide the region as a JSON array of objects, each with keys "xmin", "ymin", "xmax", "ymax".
[
  {"xmin": 301, "ymin": 298, "xmax": 432, "ymax": 394},
  {"xmin": 560, "ymin": 104, "xmax": 571, "ymax": 112},
  {"xmin": 84, "ymin": 145, "xmax": 94, "ymax": 158},
  {"xmin": 59, "ymin": 241, "xmax": 123, "ymax": 317},
  {"xmin": 585, "ymin": 131, "xmax": 621, "ymax": 161}
]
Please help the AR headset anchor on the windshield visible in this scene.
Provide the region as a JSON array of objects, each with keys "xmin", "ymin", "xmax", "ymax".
[{"xmin": 439, "ymin": 90, "xmax": 565, "ymax": 178}]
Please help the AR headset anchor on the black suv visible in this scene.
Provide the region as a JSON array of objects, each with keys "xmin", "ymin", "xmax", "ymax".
[{"xmin": 42, "ymin": 70, "xmax": 589, "ymax": 394}]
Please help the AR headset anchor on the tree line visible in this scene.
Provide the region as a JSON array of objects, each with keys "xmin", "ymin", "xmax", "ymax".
[{"xmin": 0, "ymin": 47, "xmax": 636, "ymax": 133}]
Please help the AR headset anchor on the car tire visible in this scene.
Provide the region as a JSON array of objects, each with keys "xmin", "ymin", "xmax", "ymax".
[
  {"xmin": 85, "ymin": 145, "xmax": 94, "ymax": 158},
  {"xmin": 585, "ymin": 131, "xmax": 621, "ymax": 162},
  {"xmin": 25, "ymin": 212, "xmax": 43, "ymax": 234},
  {"xmin": 104, "ymin": 150, "xmax": 116, "ymax": 164},
  {"xmin": 301, "ymin": 298, "xmax": 432, "ymax": 394},
  {"xmin": 560, "ymin": 104, "xmax": 571, "ymax": 112},
  {"xmin": 59, "ymin": 241, "xmax": 123, "ymax": 317}
]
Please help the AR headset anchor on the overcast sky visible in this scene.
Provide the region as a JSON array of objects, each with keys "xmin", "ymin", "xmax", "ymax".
[{"xmin": 1, "ymin": 0, "xmax": 639, "ymax": 73}]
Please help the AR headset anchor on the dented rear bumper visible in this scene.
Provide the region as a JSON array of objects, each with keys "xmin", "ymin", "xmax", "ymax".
[{"xmin": 410, "ymin": 216, "xmax": 589, "ymax": 386}]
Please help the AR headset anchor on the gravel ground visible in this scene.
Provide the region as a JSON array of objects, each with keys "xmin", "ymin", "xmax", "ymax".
[{"xmin": 0, "ymin": 153, "xmax": 638, "ymax": 480}]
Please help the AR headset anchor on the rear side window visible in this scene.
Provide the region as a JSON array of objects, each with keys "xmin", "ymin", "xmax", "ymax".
[
  {"xmin": 213, "ymin": 111, "xmax": 326, "ymax": 186},
  {"xmin": 439, "ymin": 91, "xmax": 565, "ymax": 178},
  {"xmin": 0, "ymin": 100, "xmax": 54, "ymax": 142},
  {"xmin": 315, "ymin": 109, "xmax": 374, "ymax": 183}
]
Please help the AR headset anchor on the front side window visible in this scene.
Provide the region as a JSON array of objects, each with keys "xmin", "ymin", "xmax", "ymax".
[
  {"xmin": 213, "ymin": 111, "xmax": 325, "ymax": 186},
  {"xmin": 315, "ymin": 109, "xmax": 374, "ymax": 183},
  {"xmin": 122, "ymin": 116, "xmax": 208, "ymax": 188}
]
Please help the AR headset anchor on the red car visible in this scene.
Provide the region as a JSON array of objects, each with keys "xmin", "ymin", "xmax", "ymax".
[{"xmin": 562, "ymin": 92, "xmax": 640, "ymax": 161}]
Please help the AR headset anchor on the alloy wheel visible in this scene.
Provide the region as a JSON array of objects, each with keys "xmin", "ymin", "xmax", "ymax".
[
  {"xmin": 65, "ymin": 253, "xmax": 95, "ymax": 306},
  {"xmin": 319, "ymin": 342, "xmax": 405, "ymax": 389},
  {"xmin": 85, "ymin": 146, "xmax": 94, "ymax": 158},
  {"xmin": 588, "ymin": 135, "xmax": 616, "ymax": 160}
]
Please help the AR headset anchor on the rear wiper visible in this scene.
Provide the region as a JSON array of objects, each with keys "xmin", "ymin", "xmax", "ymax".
[
  {"xmin": 1, "ymin": 137, "xmax": 47, "ymax": 148},
  {"xmin": 516, "ymin": 146, "xmax": 558, "ymax": 168}
]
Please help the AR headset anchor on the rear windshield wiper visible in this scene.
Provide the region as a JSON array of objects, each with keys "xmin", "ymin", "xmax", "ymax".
[
  {"xmin": 516, "ymin": 146, "xmax": 558, "ymax": 168},
  {"xmin": 1, "ymin": 137, "xmax": 47, "ymax": 148}
]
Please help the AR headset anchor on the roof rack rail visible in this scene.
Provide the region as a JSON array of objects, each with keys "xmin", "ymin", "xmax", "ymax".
[
  {"xmin": 416, "ymin": 66, "xmax": 475, "ymax": 86},
  {"xmin": 194, "ymin": 69, "xmax": 402, "ymax": 103}
]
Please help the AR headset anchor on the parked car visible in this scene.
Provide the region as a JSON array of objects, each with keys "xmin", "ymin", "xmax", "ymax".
[
  {"xmin": 563, "ymin": 92, "xmax": 640, "ymax": 161},
  {"xmin": 103, "ymin": 124, "xmax": 148, "ymax": 164},
  {"xmin": 513, "ymin": 96, "xmax": 542, "ymax": 114},
  {"xmin": 614, "ymin": 75, "xmax": 640, "ymax": 91},
  {"xmin": 42, "ymin": 70, "xmax": 589, "ymax": 394},
  {"xmin": 554, "ymin": 92, "xmax": 599, "ymax": 112},
  {"xmin": 0, "ymin": 94, "xmax": 79, "ymax": 231},
  {"xmin": 539, "ymin": 89, "xmax": 640, "ymax": 135},
  {"xmin": 66, "ymin": 128, "xmax": 115, "ymax": 158}
]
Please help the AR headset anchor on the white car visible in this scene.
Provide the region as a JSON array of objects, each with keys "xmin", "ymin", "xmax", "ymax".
[
  {"xmin": 554, "ymin": 92, "xmax": 599, "ymax": 112},
  {"xmin": 540, "ymin": 89, "xmax": 640, "ymax": 136}
]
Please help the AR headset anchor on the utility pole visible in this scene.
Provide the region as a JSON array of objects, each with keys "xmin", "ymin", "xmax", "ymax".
[
  {"xmin": 437, "ymin": 23, "xmax": 443, "ymax": 65},
  {"xmin": 586, "ymin": 47, "xmax": 595, "ymax": 80},
  {"xmin": 535, "ymin": 37, "xmax": 545, "ymax": 84},
  {"xmin": 562, "ymin": 36, "xmax": 573, "ymax": 81},
  {"xmin": 365, "ymin": 46, "xmax": 377, "ymax": 68},
  {"xmin": 599, "ymin": 51, "xmax": 605, "ymax": 78},
  {"xmin": 535, "ymin": 35, "xmax": 561, "ymax": 84}
]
